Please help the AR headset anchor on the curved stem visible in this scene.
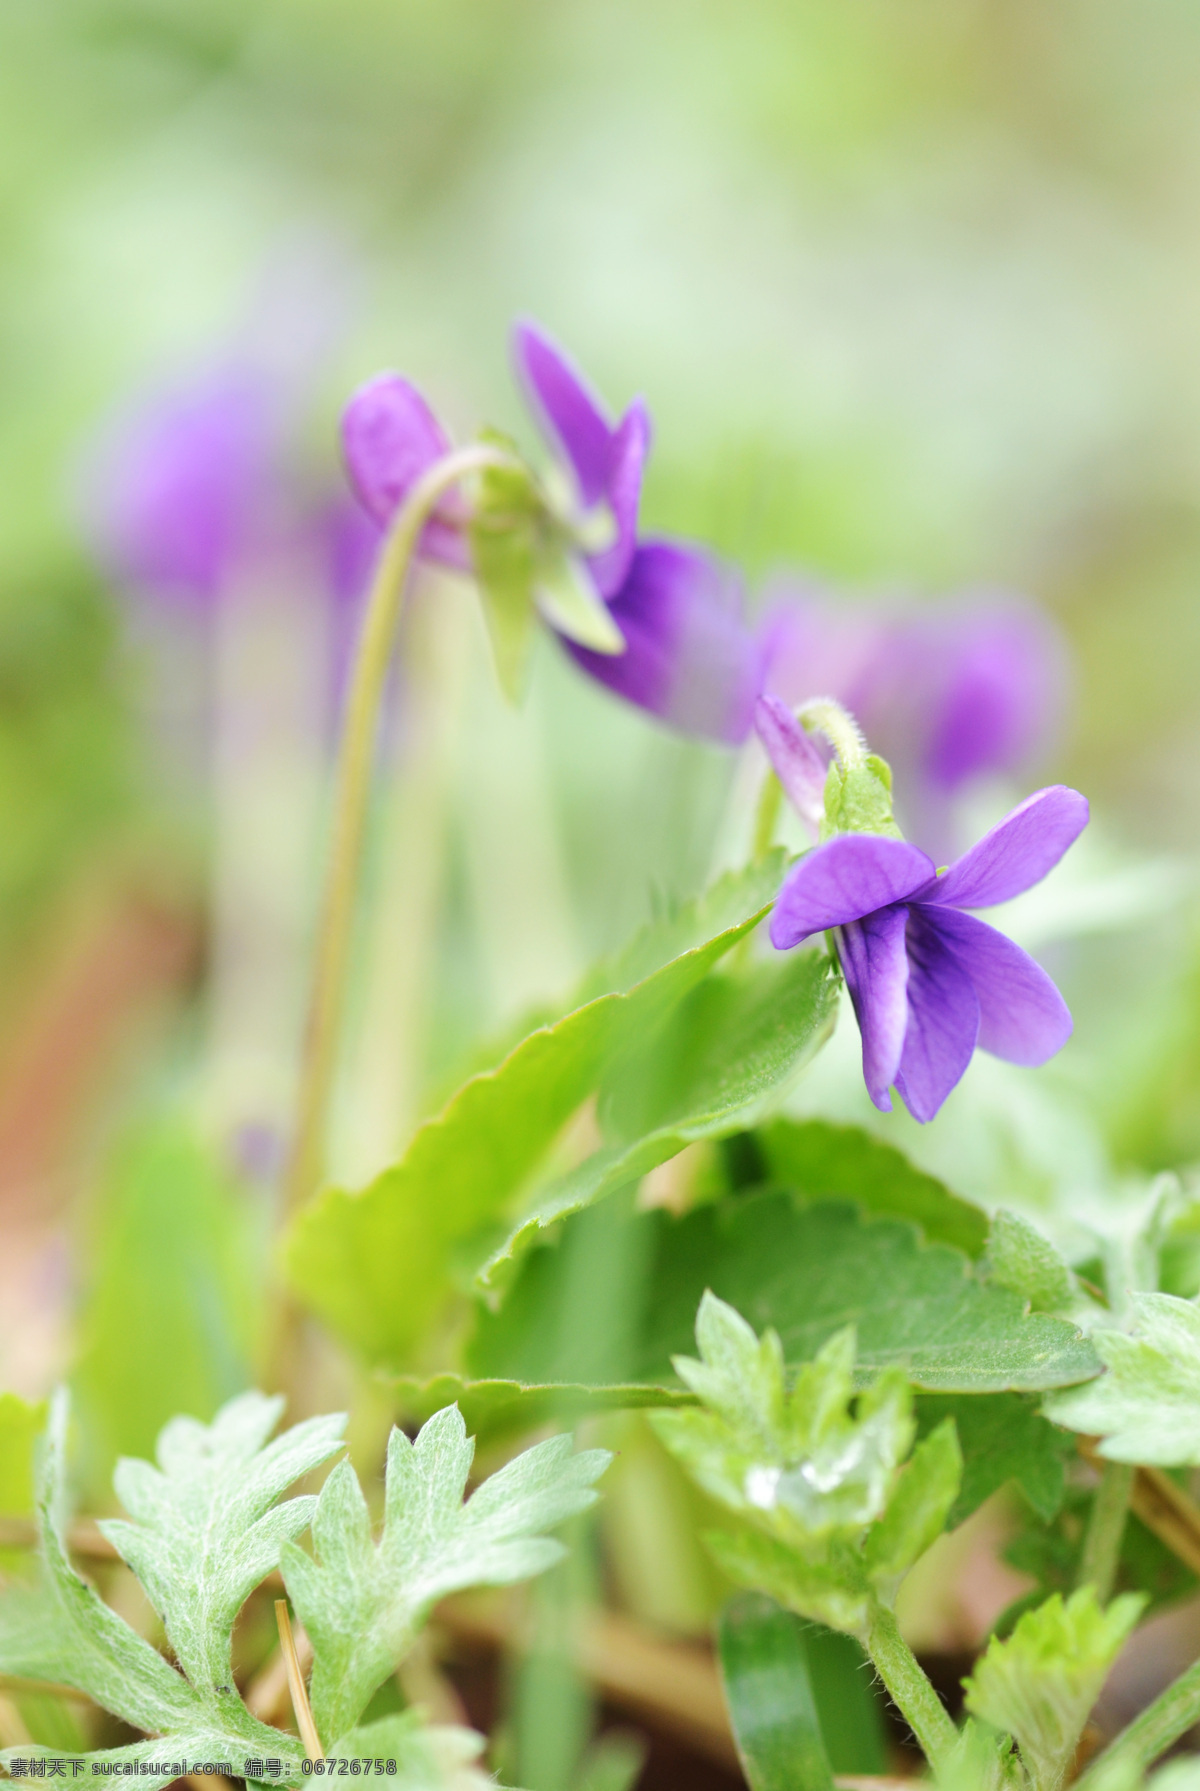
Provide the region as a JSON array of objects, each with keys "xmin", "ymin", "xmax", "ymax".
[
  {"xmin": 796, "ymin": 697, "xmax": 867, "ymax": 772},
  {"xmin": 865, "ymin": 1600, "xmax": 958, "ymax": 1774},
  {"xmin": 283, "ymin": 443, "xmax": 513, "ymax": 1218},
  {"xmin": 1074, "ymin": 1653, "xmax": 1200, "ymax": 1790},
  {"xmin": 1077, "ymin": 1460, "xmax": 1134, "ymax": 1604}
]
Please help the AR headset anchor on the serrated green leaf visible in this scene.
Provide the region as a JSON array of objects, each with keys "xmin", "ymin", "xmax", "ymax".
[
  {"xmin": 469, "ymin": 1197, "xmax": 1102, "ymax": 1399},
  {"xmin": 0, "ymin": 1391, "xmax": 45, "ymax": 1515},
  {"xmin": 284, "ymin": 855, "xmax": 787, "ymax": 1367},
  {"xmin": 99, "ymin": 1391, "xmax": 346, "ymax": 1699},
  {"xmin": 988, "ymin": 1212, "xmax": 1077, "ymax": 1314},
  {"xmin": 717, "ymin": 1592, "xmax": 834, "ymax": 1791},
  {"xmin": 0, "ymin": 1395, "xmax": 305, "ymax": 1791},
  {"xmin": 704, "ymin": 1526, "xmax": 872, "ymax": 1637},
  {"xmin": 1044, "ymin": 1292, "xmax": 1200, "ymax": 1463},
  {"xmin": 478, "ymin": 950, "xmax": 838, "ymax": 1291},
  {"xmin": 916, "ymin": 1394, "xmax": 1069, "ymax": 1526},
  {"xmin": 282, "ymin": 1404, "xmax": 609, "ymax": 1746},
  {"xmin": 327, "ymin": 1713, "xmax": 496, "ymax": 1790},
  {"xmin": 2, "ymin": 1734, "xmax": 305, "ymax": 1791},
  {"xmin": 963, "ymin": 1588, "xmax": 1144, "ymax": 1791},
  {"xmin": 758, "ymin": 1119, "xmax": 989, "ymax": 1255},
  {"xmin": 864, "ymin": 1418, "xmax": 962, "ymax": 1598}
]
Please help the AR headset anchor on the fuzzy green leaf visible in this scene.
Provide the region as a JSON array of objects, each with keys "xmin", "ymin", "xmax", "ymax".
[
  {"xmin": 988, "ymin": 1211, "xmax": 1077, "ymax": 1314},
  {"xmin": 916, "ymin": 1393, "xmax": 1069, "ymax": 1526},
  {"xmin": 0, "ymin": 1394, "xmax": 303, "ymax": 1791},
  {"xmin": 477, "ymin": 949, "xmax": 838, "ymax": 1291},
  {"xmin": 469, "ymin": 1197, "xmax": 1102, "ymax": 1399},
  {"xmin": 99, "ymin": 1391, "xmax": 345, "ymax": 1697},
  {"xmin": 284, "ymin": 855, "xmax": 787, "ymax": 1366},
  {"xmin": 963, "ymin": 1588, "xmax": 1144, "ymax": 1791},
  {"xmin": 282, "ymin": 1403, "xmax": 610, "ymax": 1746},
  {"xmin": 757, "ymin": 1119, "xmax": 989, "ymax": 1255},
  {"xmin": 864, "ymin": 1419, "xmax": 962, "ymax": 1598},
  {"xmin": 1044, "ymin": 1292, "xmax": 1200, "ymax": 1463},
  {"xmin": 327, "ymin": 1713, "xmax": 496, "ymax": 1789}
]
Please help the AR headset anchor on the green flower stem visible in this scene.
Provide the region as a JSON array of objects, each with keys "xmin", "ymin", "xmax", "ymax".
[
  {"xmin": 1077, "ymin": 1460, "xmax": 1134, "ymax": 1604},
  {"xmin": 1075, "ymin": 1652, "xmax": 1200, "ymax": 1790},
  {"xmin": 283, "ymin": 442, "xmax": 515, "ymax": 1218},
  {"xmin": 865, "ymin": 1599, "xmax": 958, "ymax": 1773},
  {"xmin": 796, "ymin": 697, "xmax": 867, "ymax": 771},
  {"xmin": 752, "ymin": 771, "xmax": 783, "ymax": 859}
]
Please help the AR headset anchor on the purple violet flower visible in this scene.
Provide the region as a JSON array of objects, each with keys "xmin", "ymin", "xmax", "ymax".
[
  {"xmin": 340, "ymin": 321, "xmax": 764, "ymax": 741},
  {"xmin": 765, "ymin": 757, "xmax": 1089, "ymax": 1121}
]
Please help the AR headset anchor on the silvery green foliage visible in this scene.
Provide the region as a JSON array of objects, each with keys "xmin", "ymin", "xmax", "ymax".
[
  {"xmin": 1044, "ymin": 1292, "xmax": 1200, "ymax": 1464},
  {"xmin": 328, "ymin": 1714, "xmax": 496, "ymax": 1791},
  {"xmin": 282, "ymin": 1404, "xmax": 611, "ymax": 1747},
  {"xmin": 650, "ymin": 1292, "xmax": 962, "ymax": 1636},
  {"xmin": 99, "ymin": 1390, "xmax": 345, "ymax": 1695},
  {"xmin": 963, "ymin": 1588, "xmax": 1144, "ymax": 1791},
  {"xmin": 0, "ymin": 1391, "xmax": 311, "ymax": 1790}
]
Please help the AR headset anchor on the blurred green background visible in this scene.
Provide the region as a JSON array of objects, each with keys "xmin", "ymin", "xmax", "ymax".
[{"xmin": 1, "ymin": 0, "xmax": 1199, "ymax": 1409}]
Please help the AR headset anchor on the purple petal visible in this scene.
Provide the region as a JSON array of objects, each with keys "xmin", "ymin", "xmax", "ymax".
[
  {"xmin": 754, "ymin": 695, "xmax": 827, "ymax": 834},
  {"xmin": 587, "ymin": 398, "xmax": 649, "ymax": 599},
  {"xmin": 564, "ymin": 541, "xmax": 763, "ymax": 743},
  {"xmin": 769, "ymin": 835, "xmax": 935, "ymax": 950},
  {"xmin": 893, "ymin": 908, "xmax": 980, "ymax": 1122},
  {"xmin": 512, "ymin": 320, "xmax": 614, "ymax": 506},
  {"xmin": 916, "ymin": 786, "xmax": 1089, "ymax": 910},
  {"xmin": 838, "ymin": 909, "xmax": 910, "ymax": 1111},
  {"xmin": 918, "ymin": 906, "xmax": 1072, "ymax": 1066},
  {"xmin": 340, "ymin": 373, "xmax": 467, "ymax": 568}
]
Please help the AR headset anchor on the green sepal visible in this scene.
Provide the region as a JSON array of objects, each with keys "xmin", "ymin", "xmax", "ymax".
[
  {"xmin": 820, "ymin": 753, "xmax": 902, "ymax": 840},
  {"xmin": 467, "ymin": 449, "xmax": 542, "ymax": 701}
]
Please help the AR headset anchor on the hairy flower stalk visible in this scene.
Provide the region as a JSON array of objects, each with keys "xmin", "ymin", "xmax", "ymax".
[{"xmin": 284, "ymin": 442, "xmax": 516, "ymax": 1217}]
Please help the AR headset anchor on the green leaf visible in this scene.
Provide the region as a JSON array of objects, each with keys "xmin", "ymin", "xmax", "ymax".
[
  {"xmin": 469, "ymin": 1196, "xmax": 1102, "ymax": 1398},
  {"xmin": 0, "ymin": 1394, "xmax": 305, "ymax": 1791},
  {"xmin": 717, "ymin": 1592, "xmax": 834, "ymax": 1791},
  {"xmin": 1044, "ymin": 1292, "xmax": 1200, "ymax": 1463},
  {"xmin": 284, "ymin": 854, "xmax": 787, "ymax": 1367},
  {"xmin": 0, "ymin": 1392, "xmax": 45, "ymax": 1515},
  {"xmin": 477, "ymin": 948, "xmax": 838, "ymax": 1291},
  {"xmin": 388, "ymin": 1373, "xmax": 691, "ymax": 1439},
  {"xmin": 71, "ymin": 1122, "xmax": 259, "ymax": 1497},
  {"xmin": 987, "ymin": 1211, "xmax": 1077, "ymax": 1313},
  {"xmin": 651, "ymin": 1297, "xmax": 914, "ymax": 1635},
  {"xmin": 99, "ymin": 1391, "xmax": 345, "ymax": 1698},
  {"xmin": 327, "ymin": 1713, "xmax": 496, "ymax": 1790},
  {"xmin": 916, "ymin": 1394, "xmax": 1069, "ymax": 1526},
  {"xmin": 963, "ymin": 1588, "xmax": 1144, "ymax": 1791},
  {"xmin": 864, "ymin": 1418, "xmax": 962, "ymax": 1598},
  {"xmin": 281, "ymin": 1403, "xmax": 609, "ymax": 1746},
  {"xmin": 757, "ymin": 1119, "xmax": 989, "ymax": 1255}
]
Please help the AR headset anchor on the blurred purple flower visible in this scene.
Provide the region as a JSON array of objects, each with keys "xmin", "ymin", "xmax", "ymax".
[
  {"xmin": 770, "ymin": 785, "xmax": 1088, "ymax": 1121},
  {"xmin": 80, "ymin": 365, "xmax": 283, "ymax": 608},
  {"xmin": 340, "ymin": 321, "xmax": 764, "ymax": 741},
  {"xmin": 761, "ymin": 591, "xmax": 1068, "ymax": 841},
  {"xmin": 565, "ymin": 542, "xmax": 764, "ymax": 744}
]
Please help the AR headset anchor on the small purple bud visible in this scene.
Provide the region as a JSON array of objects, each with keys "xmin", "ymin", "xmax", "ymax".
[
  {"xmin": 753, "ymin": 695, "xmax": 827, "ymax": 834},
  {"xmin": 340, "ymin": 372, "xmax": 469, "ymax": 569}
]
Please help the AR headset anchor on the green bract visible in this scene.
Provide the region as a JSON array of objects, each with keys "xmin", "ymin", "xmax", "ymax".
[
  {"xmin": 650, "ymin": 1293, "xmax": 961, "ymax": 1637},
  {"xmin": 963, "ymin": 1588, "xmax": 1145, "ymax": 1791}
]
